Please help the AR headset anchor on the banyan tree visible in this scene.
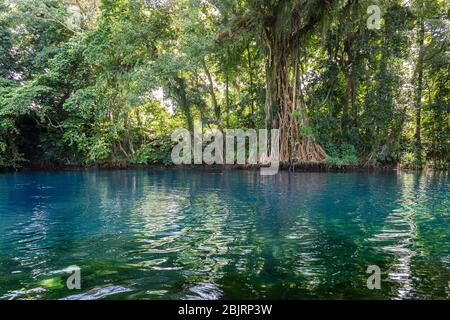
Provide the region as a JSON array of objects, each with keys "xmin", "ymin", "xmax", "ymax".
[{"xmin": 218, "ymin": 0, "xmax": 334, "ymax": 163}]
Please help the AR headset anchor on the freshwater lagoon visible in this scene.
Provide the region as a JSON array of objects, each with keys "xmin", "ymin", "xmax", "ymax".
[{"xmin": 0, "ymin": 170, "xmax": 448, "ymax": 300}]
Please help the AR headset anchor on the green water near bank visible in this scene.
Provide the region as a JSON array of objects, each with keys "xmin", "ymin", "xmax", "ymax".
[{"xmin": 0, "ymin": 170, "xmax": 448, "ymax": 300}]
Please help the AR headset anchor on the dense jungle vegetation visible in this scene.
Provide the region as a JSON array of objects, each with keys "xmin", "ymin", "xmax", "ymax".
[{"xmin": 0, "ymin": 0, "xmax": 448, "ymax": 170}]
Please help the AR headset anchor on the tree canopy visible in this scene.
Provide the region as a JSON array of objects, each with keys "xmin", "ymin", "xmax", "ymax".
[{"xmin": 0, "ymin": 0, "xmax": 448, "ymax": 170}]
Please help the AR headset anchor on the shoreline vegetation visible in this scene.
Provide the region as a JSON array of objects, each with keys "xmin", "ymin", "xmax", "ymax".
[
  {"xmin": 1, "ymin": 1, "xmax": 448, "ymax": 173},
  {"xmin": 1, "ymin": 161, "xmax": 444, "ymax": 174}
]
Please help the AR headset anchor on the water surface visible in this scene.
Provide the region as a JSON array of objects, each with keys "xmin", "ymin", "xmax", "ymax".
[{"xmin": 0, "ymin": 169, "xmax": 448, "ymax": 300}]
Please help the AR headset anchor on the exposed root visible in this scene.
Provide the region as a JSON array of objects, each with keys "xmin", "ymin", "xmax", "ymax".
[{"xmin": 296, "ymin": 137, "xmax": 327, "ymax": 162}]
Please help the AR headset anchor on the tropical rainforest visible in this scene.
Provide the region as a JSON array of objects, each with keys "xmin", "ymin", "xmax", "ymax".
[{"xmin": 0, "ymin": 0, "xmax": 448, "ymax": 170}]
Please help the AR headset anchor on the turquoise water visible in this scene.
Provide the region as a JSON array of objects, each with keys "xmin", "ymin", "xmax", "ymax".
[{"xmin": 0, "ymin": 169, "xmax": 448, "ymax": 300}]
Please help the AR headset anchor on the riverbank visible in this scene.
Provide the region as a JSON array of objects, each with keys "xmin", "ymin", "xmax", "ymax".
[{"xmin": 1, "ymin": 161, "xmax": 439, "ymax": 174}]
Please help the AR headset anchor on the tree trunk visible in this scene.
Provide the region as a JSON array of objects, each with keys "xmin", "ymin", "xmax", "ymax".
[
  {"xmin": 247, "ymin": 44, "xmax": 255, "ymax": 122},
  {"xmin": 264, "ymin": 36, "xmax": 326, "ymax": 164},
  {"xmin": 202, "ymin": 58, "xmax": 222, "ymax": 131},
  {"xmin": 259, "ymin": 0, "xmax": 330, "ymax": 164},
  {"xmin": 342, "ymin": 34, "xmax": 357, "ymax": 139},
  {"xmin": 414, "ymin": 17, "xmax": 425, "ymax": 167},
  {"xmin": 225, "ymin": 50, "xmax": 230, "ymax": 128},
  {"xmin": 350, "ymin": 72, "xmax": 357, "ymax": 129},
  {"xmin": 175, "ymin": 77, "xmax": 194, "ymax": 133}
]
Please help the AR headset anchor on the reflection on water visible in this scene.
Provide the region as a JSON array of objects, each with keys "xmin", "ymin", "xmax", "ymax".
[
  {"xmin": 0, "ymin": 170, "xmax": 448, "ymax": 300},
  {"xmin": 63, "ymin": 285, "xmax": 132, "ymax": 300},
  {"xmin": 370, "ymin": 176, "xmax": 417, "ymax": 299}
]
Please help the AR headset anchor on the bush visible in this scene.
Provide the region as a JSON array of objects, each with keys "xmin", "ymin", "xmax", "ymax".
[
  {"xmin": 400, "ymin": 151, "xmax": 414, "ymax": 168},
  {"xmin": 129, "ymin": 137, "xmax": 174, "ymax": 166},
  {"xmin": 324, "ymin": 143, "xmax": 359, "ymax": 168}
]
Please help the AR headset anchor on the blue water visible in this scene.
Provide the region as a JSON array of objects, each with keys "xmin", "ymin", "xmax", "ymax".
[{"xmin": 0, "ymin": 169, "xmax": 448, "ymax": 300}]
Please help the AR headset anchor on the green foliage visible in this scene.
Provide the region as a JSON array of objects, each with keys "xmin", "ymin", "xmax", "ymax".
[
  {"xmin": 130, "ymin": 138, "xmax": 174, "ymax": 166},
  {"xmin": 130, "ymin": 144, "xmax": 154, "ymax": 165},
  {"xmin": 400, "ymin": 151, "xmax": 415, "ymax": 169},
  {"xmin": 324, "ymin": 143, "xmax": 359, "ymax": 168},
  {"xmin": 299, "ymin": 125, "xmax": 314, "ymax": 139},
  {"xmin": 0, "ymin": 0, "xmax": 448, "ymax": 170},
  {"xmin": 292, "ymin": 109, "xmax": 302, "ymax": 121}
]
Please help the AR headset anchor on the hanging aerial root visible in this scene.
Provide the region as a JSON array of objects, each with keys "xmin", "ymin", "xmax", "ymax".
[{"xmin": 296, "ymin": 137, "xmax": 327, "ymax": 162}]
